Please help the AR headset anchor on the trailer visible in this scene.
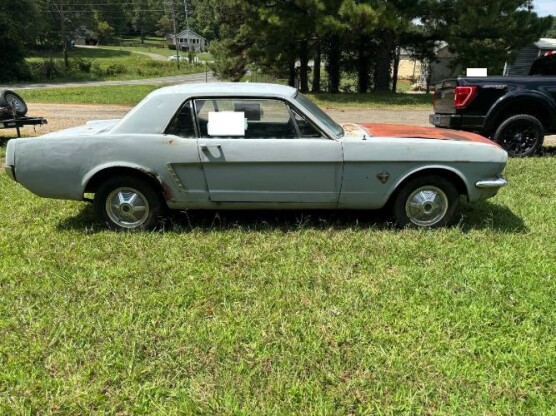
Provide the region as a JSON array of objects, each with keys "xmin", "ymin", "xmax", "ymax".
[
  {"xmin": 0, "ymin": 90, "xmax": 47, "ymax": 138},
  {"xmin": 0, "ymin": 116, "xmax": 47, "ymax": 138}
]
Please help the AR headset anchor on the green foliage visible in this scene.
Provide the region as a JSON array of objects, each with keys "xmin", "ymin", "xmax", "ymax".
[
  {"xmin": 24, "ymin": 47, "xmax": 204, "ymax": 83},
  {"xmin": 96, "ymin": 21, "xmax": 116, "ymax": 45},
  {"xmin": 0, "ymin": 0, "xmax": 35, "ymax": 81},
  {"xmin": 543, "ymin": 16, "xmax": 556, "ymax": 38},
  {"xmin": 0, "ymin": 146, "xmax": 555, "ymax": 413},
  {"xmin": 427, "ymin": 0, "xmax": 552, "ymax": 74}
]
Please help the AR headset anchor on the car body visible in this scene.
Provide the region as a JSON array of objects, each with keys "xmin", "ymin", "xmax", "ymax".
[
  {"xmin": 430, "ymin": 53, "xmax": 556, "ymax": 157},
  {"xmin": 168, "ymin": 55, "xmax": 186, "ymax": 61},
  {"xmin": 5, "ymin": 83, "xmax": 508, "ymax": 230}
]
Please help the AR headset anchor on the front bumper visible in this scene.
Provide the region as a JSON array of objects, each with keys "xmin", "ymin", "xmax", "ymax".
[
  {"xmin": 476, "ymin": 176, "xmax": 507, "ymax": 189},
  {"xmin": 429, "ymin": 113, "xmax": 486, "ymax": 131},
  {"xmin": 4, "ymin": 165, "xmax": 15, "ymax": 181}
]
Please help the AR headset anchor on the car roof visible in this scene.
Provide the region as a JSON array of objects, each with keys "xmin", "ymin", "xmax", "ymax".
[{"xmin": 151, "ymin": 82, "xmax": 298, "ymax": 99}]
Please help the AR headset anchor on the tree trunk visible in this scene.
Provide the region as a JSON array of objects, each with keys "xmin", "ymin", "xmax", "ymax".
[
  {"xmin": 391, "ymin": 45, "xmax": 401, "ymax": 92},
  {"xmin": 326, "ymin": 35, "xmax": 340, "ymax": 93},
  {"xmin": 60, "ymin": 1, "xmax": 69, "ymax": 71},
  {"xmin": 288, "ymin": 59, "xmax": 296, "ymax": 87},
  {"xmin": 299, "ymin": 39, "xmax": 309, "ymax": 93},
  {"xmin": 357, "ymin": 35, "xmax": 370, "ymax": 93},
  {"xmin": 374, "ymin": 31, "xmax": 394, "ymax": 92},
  {"xmin": 312, "ymin": 40, "xmax": 321, "ymax": 93}
]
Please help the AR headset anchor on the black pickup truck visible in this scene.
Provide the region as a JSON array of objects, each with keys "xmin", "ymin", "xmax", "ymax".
[{"xmin": 430, "ymin": 53, "xmax": 556, "ymax": 156}]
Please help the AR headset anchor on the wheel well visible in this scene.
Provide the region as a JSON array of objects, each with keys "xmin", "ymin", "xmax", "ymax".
[
  {"xmin": 489, "ymin": 99, "xmax": 551, "ymax": 134},
  {"xmin": 390, "ymin": 168, "xmax": 468, "ymax": 202},
  {"xmin": 84, "ymin": 167, "xmax": 165, "ymax": 198}
]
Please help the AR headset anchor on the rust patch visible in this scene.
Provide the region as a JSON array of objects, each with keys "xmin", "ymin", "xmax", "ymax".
[
  {"xmin": 358, "ymin": 123, "xmax": 496, "ymax": 145},
  {"xmin": 164, "ymin": 139, "xmax": 175, "ymax": 145},
  {"xmin": 161, "ymin": 181, "xmax": 173, "ymax": 201},
  {"xmin": 342, "ymin": 123, "xmax": 364, "ymax": 136}
]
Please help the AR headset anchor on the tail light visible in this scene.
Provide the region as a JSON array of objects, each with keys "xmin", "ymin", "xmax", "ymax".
[{"xmin": 454, "ymin": 86, "xmax": 478, "ymax": 109}]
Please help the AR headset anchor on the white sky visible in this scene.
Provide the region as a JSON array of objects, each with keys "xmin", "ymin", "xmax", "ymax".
[{"xmin": 535, "ymin": 0, "xmax": 556, "ymax": 17}]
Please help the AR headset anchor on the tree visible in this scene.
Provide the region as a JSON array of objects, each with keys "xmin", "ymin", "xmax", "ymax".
[
  {"xmin": 0, "ymin": 0, "xmax": 36, "ymax": 81},
  {"xmin": 427, "ymin": 0, "xmax": 552, "ymax": 75},
  {"xmin": 543, "ymin": 16, "xmax": 556, "ymax": 37}
]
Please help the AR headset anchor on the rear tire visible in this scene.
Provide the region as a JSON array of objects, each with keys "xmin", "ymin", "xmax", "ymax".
[
  {"xmin": 393, "ymin": 175, "xmax": 459, "ymax": 228},
  {"xmin": 492, "ymin": 114, "xmax": 544, "ymax": 157},
  {"xmin": 93, "ymin": 176, "xmax": 165, "ymax": 231},
  {"xmin": 0, "ymin": 90, "xmax": 27, "ymax": 117}
]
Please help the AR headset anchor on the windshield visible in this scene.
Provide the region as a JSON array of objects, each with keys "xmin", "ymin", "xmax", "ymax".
[{"xmin": 294, "ymin": 92, "xmax": 344, "ymax": 137}]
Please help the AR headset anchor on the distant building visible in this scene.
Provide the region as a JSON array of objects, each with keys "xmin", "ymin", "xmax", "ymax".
[
  {"xmin": 504, "ymin": 38, "xmax": 556, "ymax": 75},
  {"xmin": 166, "ymin": 29, "xmax": 207, "ymax": 52}
]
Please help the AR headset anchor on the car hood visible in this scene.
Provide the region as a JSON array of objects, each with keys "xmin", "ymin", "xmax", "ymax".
[{"xmin": 346, "ymin": 123, "xmax": 496, "ymax": 145}]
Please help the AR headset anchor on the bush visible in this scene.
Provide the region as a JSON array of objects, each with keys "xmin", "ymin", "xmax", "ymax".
[
  {"xmin": 28, "ymin": 58, "xmax": 62, "ymax": 80},
  {"xmin": 104, "ymin": 63, "xmax": 126, "ymax": 76}
]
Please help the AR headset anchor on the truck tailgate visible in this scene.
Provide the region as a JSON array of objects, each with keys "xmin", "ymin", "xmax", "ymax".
[{"xmin": 433, "ymin": 79, "xmax": 458, "ymax": 114}]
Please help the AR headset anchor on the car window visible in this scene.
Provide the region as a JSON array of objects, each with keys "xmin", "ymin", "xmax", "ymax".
[
  {"xmin": 166, "ymin": 100, "xmax": 196, "ymax": 138},
  {"xmin": 294, "ymin": 92, "xmax": 344, "ymax": 137},
  {"xmin": 291, "ymin": 108, "xmax": 322, "ymax": 138},
  {"xmin": 194, "ymin": 98, "xmax": 297, "ymax": 139}
]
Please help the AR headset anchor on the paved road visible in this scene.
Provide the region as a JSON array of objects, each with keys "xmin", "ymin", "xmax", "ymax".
[{"xmin": 0, "ymin": 72, "xmax": 215, "ymax": 90}]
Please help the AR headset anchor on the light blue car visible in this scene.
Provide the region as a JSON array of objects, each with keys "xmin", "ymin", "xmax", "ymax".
[{"xmin": 4, "ymin": 83, "xmax": 507, "ymax": 230}]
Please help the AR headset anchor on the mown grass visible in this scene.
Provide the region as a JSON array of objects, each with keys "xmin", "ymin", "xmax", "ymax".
[
  {"xmin": 18, "ymin": 85, "xmax": 161, "ymax": 106},
  {"xmin": 0, "ymin": 144, "xmax": 554, "ymax": 414},
  {"xmin": 17, "ymin": 85, "xmax": 430, "ymax": 110}
]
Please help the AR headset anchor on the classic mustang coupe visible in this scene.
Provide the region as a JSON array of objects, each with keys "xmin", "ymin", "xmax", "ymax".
[{"xmin": 4, "ymin": 83, "xmax": 508, "ymax": 230}]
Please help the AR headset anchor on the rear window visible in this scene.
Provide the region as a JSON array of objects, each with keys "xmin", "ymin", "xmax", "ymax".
[{"xmin": 529, "ymin": 54, "xmax": 556, "ymax": 76}]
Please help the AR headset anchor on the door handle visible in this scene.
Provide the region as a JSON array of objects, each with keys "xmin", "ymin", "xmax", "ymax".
[{"xmin": 200, "ymin": 144, "xmax": 222, "ymax": 151}]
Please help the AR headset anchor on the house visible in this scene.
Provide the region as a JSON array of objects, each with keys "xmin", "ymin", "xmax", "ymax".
[
  {"xmin": 504, "ymin": 38, "xmax": 556, "ymax": 75},
  {"xmin": 166, "ymin": 29, "xmax": 207, "ymax": 52}
]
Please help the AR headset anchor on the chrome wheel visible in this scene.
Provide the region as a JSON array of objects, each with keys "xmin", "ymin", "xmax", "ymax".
[
  {"xmin": 105, "ymin": 187, "xmax": 149, "ymax": 228},
  {"xmin": 405, "ymin": 185, "xmax": 449, "ymax": 227}
]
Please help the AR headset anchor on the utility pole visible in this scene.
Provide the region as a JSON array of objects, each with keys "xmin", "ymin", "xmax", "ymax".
[
  {"xmin": 184, "ymin": 0, "xmax": 189, "ymax": 49},
  {"xmin": 169, "ymin": 1, "xmax": 180, "ymax": 69}
]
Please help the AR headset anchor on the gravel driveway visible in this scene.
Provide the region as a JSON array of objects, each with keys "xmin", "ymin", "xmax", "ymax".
[{"xmin": 2, "ymin": 103, "xmax": 554, "ymax": 146}]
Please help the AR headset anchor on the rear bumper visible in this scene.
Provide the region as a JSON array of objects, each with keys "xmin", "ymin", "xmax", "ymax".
[
  {"xmin": 4, "ymin": 165, "xmax": 15, "ymax": 181},
  {"xmin": 429, "ymin": 114, "xmax": 486, "ymax": 131}
]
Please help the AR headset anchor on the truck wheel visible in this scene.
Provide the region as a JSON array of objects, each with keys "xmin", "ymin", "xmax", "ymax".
[
  {"xmin": 0, "ymin": 90, "xmax": 27, "ymax": 117},
  {"xmin": 94, "ymin": 176, "xmax": 165, "ymax": 231},
  {"xmin": 393, "ymin": 175, "xmax": 459, "ymax": 228},
  {"xmin": 493, "ymin": 114, "xmax": 544, "ymax": 157}
]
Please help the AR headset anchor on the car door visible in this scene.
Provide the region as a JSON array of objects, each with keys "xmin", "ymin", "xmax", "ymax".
[{"xmin": 194, "ymin": 97, "xmax": 343, "ymax": 204}]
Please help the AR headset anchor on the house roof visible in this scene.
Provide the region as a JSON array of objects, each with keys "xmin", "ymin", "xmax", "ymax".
[
  {"xmin": 174, "ymin": 29, "xmax": 206, "ymax": 40},
  {"xmin": 534, "ymin": 38, "xmax": 556, "ymax": 50}
]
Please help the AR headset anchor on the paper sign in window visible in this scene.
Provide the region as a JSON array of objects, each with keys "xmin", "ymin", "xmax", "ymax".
[{"xmin": 207, "ymin": 111, "xmax": 246, "ymax": 136}]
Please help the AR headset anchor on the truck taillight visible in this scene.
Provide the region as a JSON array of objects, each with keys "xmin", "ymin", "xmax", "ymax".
[{"xmin": 454, "ymin": 86, "xmax": 478, "ymax": 109}]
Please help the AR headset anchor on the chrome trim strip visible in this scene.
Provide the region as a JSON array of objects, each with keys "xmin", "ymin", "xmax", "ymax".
[{"xmin": 476, "ymin": 177, "xmax": 507, "ymax": 188}]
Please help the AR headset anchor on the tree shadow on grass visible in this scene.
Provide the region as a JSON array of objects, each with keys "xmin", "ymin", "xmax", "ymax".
[{"xmin": 57, "ymin": 201, "xmax": 526, "ymax": 234}]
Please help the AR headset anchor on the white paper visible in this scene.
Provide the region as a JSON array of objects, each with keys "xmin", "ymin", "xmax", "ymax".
[
  {"xmin": 207, "ymin": 111, "xmax": 245, "ymax": 136},
  {"xmin": 466, "ymin": 68, "xmax": 487, "ymax": 77}
]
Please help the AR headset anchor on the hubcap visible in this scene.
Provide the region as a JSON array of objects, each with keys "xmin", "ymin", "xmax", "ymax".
[
  {"xmin": 499, "ymin": 121, "xmax": 539, "ymax": 156},
  {"xmin": 106, "ymin": 187, "xmax": 149, "ymax": 228},
  {"xmin": 405, "ymin": 185, "xmax": 449, "ymax": 227}
]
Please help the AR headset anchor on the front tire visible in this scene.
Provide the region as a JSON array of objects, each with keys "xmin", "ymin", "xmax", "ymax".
[
  {"xmin": 393, "ymin": 175, "xmax": 459, "ymax": 228},
  {"xmin": 94, "ymin": 176, "xmax": 165, "ymax": 231},
  {"xmin": 492, "ymin": 114, "xmax": 544, "ymax": 157}
]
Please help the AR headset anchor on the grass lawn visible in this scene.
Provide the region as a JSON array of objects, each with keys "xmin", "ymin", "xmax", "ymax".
[
  {"xmin": 0, "ymin": 141, "xmax": 554, "ymax": 413},
  {"xmin": 24, "ymin": 48, "xmax": 205, "ymax": 83},
  {"xmin": 17, "ymin": 85, "xmax": 431, "ymax": 110}
]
